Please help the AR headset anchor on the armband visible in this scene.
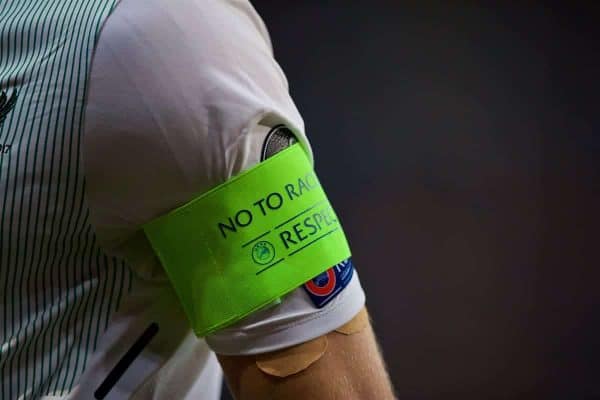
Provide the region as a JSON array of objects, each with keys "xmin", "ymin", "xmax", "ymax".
[{"xmin": 143, "ymin": 144, "xmax": 351, "ymax": 337}]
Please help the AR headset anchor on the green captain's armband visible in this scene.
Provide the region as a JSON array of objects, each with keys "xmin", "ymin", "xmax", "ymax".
[{"xmin": 143, "ymin": 143, "xmax": 351, "ymax": 337}]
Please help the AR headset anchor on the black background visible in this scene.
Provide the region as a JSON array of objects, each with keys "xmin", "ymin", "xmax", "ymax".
[{"xmin": 224, "ymin": 2, "xmax": 599, "ymax": 399}]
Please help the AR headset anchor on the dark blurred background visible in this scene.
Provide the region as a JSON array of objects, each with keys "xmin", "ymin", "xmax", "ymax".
[{"xmin": 226, "ymin": 2, "xmax": 600, "ymax": 399}]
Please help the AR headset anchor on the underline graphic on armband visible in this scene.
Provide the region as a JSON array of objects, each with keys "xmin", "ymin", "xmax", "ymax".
[
  {"xmin": 274, "ymin": 200, "xmax": 328, "ymax": 230},
  {"xmin": 240, "ymin": 200, "xmax": 330, "ymax": 250},
  {"xmin": 254, "ymin": 227, "xmax": 340, "ymax": 276},
  {"xmin": 256, "ymin": 258, "xmax": 285, "ymax": 275},
  {"xmin": 288, "ymin": 227, "xmax": 340, "ymax": 257},
  {"xmin": 242, "ymin": 230, "xmax": 272, "ymax": 248}
]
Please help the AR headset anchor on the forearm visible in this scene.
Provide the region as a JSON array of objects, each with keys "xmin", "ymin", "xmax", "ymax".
[{"xmin": 218, "ymin": 309, "xmax": 396, "ymax": 400}]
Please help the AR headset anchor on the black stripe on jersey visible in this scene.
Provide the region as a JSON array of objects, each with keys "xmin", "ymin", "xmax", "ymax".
[{"xmin": 94, "ymin": 323, "xmax": 159, "ymax": 399}]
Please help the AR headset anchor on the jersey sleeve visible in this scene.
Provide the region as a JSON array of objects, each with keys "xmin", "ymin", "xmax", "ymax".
[{"xmin": 84, "ymin": 0, "xmax": 365, "ymax": 355}]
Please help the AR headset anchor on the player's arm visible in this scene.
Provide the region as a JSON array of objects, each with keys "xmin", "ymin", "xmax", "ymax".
[
  {"xmin": 218, "ymin": 307, "xmax": 396, "ymax": 400},
  {"xmin": 84, "ymin": 2, "xmax": 395, "ymax": 398}
]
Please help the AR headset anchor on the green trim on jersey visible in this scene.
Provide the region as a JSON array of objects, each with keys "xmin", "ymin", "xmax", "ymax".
[{"xmin": 0, "ymin": 1, "xmax": 132, "ymax": 398}]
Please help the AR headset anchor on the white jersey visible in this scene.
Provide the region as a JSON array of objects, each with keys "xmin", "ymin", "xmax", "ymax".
[{"xmin": 0, "ymin": 0, "xmax": 365, "ymax": 399}]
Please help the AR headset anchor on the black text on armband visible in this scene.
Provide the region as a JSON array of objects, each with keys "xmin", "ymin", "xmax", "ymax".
[{"xmin": 218, "ymin": 172, "xmax": 319, "ymax": 238}]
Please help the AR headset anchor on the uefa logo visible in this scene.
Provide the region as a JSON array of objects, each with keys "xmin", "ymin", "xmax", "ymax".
[{"xmin": 251, "ymin": 241, "xmax": 275, "ymax": 265}]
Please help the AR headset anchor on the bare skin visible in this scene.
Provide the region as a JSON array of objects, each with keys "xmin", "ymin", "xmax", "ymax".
[{"xmin": 218, "ymin": 308, "xmax": 396, "ymax": 400}]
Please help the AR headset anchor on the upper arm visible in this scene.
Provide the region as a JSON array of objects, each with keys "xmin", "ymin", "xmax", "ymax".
[{"xmin": 84, "ymin": 0, "xmax": 370, "ymax": 393}]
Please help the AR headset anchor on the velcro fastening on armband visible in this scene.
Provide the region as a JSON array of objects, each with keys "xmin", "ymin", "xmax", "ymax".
[{"xmin": 142, "ymin": 144, "xmax": 351, "ymax": 337}]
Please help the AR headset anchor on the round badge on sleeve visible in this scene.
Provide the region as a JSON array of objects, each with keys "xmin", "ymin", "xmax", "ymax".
[
  {"xmin": 261, "ymin": 125, "xmax": 297, "ymax": 160},
  {"xmin": 305, "ymin": 269, "xmax": 336, "ymax": 296},
  {"xmin": 303, "ymin": 258, "xmax": 355, "ymax": 308}
]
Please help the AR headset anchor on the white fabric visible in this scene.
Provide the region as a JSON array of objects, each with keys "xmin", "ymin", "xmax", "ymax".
[{"xmin": 77, "ymin": 0, "xmax": 366, "ymax": 398}]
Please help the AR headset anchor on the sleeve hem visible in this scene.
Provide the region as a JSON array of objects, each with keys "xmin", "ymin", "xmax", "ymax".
[{"xmin": 205, "ymin": 278, "xmax": 366, "ymax": 356}]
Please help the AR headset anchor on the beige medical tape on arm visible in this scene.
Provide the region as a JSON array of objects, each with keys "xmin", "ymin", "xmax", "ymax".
[{"xmin": 255, "ymin": 308, "xmax": 370, "ymax": 378}]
